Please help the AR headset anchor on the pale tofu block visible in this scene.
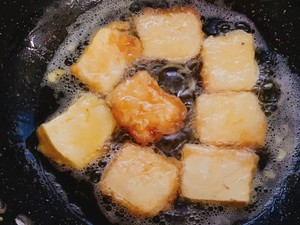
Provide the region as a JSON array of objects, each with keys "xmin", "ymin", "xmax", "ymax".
[
  {"xmin": 107, "ymin": 71, "xmax": 187, "ymax": 145},
  {"xmin": 201, "ymin": 30, "xmax": 259, "ymax": 92},
  {"xmin": 181, "ymin": 144, "xmax": 259, "ymax": 203},
  {"xmin": 71, "ymin": 21, "xmax": 142, "ymax": 94},
  {"xmin": 195, "ymin": 92, "xmax": 267, "ymax": 147},
  {"xmin": 37, "ymin": 93, "xmax": 116, "ymax": 169},
  {"xmin": 100, "ymin": 143, "xmax": 180, "ymax": 216},
  {"xmin": 134, "ymin": 6, "xmax": 204, "ymax": 63}
]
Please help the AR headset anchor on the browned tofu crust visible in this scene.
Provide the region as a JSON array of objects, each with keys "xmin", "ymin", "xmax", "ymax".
[
  {"xmin": 107, "ymin": 71, "xmax": 187, "ymax": 145},
  {"xmin": 70, "ymin": 21, "xmax": 142, "ymax": 94}
]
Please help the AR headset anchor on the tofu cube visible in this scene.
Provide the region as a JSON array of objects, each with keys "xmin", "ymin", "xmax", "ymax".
[
  {"xmin": 180, "ymin": 144, "xmax": 259, "ymax": 203},
  {"xmin": 201, "ymin": 30, "xmax": 259, "ymax": 92},
  {"xmin": 107, "ymin": 71, "xmax": 187, "ymax": 145},
  {"xmin": 100, "ymin": 143, "xmax": 180, "ymax": 216},
  {"xmin": 134, "ymin": 6, "xmax": 204, "ymax": 63},
  {"xmin": 71, "ymin": 21, "xmax": 142, "ymax": 94},
  {"xmin": 195, "ymin": 92, "xmax": 267, "ymax": 147},
  {"xmin": 37, "ymin": 93, "xmax": 116, "ymax": 169}
]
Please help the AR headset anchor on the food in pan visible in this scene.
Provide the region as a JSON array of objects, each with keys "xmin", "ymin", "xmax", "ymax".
[
  {"xmin": 201, "ymin": 30, "xmax": 259, "ymax": 92},
  {"xmin": 134, "ymin": 6, "xmax": 204, "ymax": 63},
  {"xmin": 195, "ymin": 92, "xmax": 267, "ymax": 147},
  {"xmin": 36, "ymin": 1, "xmax": 285, "ymax": 223},
  {"xmin": 37, "ymin": 93, "xmax": 116, "ymax": 169},
  {"xmin": 180, "ymin": 144, "xmax": 259, "ymax": 204},
  {"xmin": 107, "ymin": 71, "xmax": 187, "ymax": 145},
  {"xmin": 70, "ymin": 21, "xmax": 142, "ymax": 94},
  {"xmin": 99, "ymin": 143, "xmax": 180, "ymax": 217}
]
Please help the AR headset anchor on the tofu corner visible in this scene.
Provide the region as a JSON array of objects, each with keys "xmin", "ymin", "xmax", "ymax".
[{"xmin": 36, "ymin": 93, "xmax": 116, "ymax": 169}]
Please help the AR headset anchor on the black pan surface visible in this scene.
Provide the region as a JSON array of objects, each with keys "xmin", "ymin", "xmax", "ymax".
[{"xmin": 1, "ymin": 0, "xmax": 300, "ymax": 224}]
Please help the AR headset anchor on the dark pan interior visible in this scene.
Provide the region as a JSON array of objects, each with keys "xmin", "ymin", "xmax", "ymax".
[{"xmin": 1, "ymin": 0, "xmax": 300, "ymax": 224}]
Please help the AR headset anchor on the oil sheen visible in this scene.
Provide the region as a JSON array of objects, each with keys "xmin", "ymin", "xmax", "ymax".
[{"xmin": 40, "ymin": 0, "xmax": 300, "ymax": 224}]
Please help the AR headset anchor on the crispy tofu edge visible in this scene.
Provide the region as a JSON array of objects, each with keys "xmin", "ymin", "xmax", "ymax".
[
  {"xmin": 70, "ymin": 65, "xmax": 99, "ymax": 93},
  {"xmin": 179, "ymin": 144, "xmax": 259, "ymax": 205},
  {"xmin": 107, "ymin": 71, "xmax": 187, "ymax": 145},
  {"xmin": 134, "ymin": 5, "xmax": 205, "ymax": 62},
  {"xmin": 99, "ymin": 142, "xmax": 181, "ymax": 217},
  {"xmin": 70, "ymin": 27, "xmax": 108, "ymax": 93},
  {"xmin": 70, "ymin": 22, "xmax": 142, "ymax": 94},
  {"xmin": 195, "ymin": 92, "xmax": 267, "ymax": 148}
]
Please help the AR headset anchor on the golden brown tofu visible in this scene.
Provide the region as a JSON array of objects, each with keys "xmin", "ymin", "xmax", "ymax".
[
  {"xmin": 195, "ymin": 92, "xmax": 267, "ymax": 147},
  {"xmin": 180, "ymin": 144, "xmax": 259, "ymax": 204},
  {"xmin": 37, "ymin": 93, "xmax": 116, "ymax": 169},
  {"xmin": 134, "ymin": 5, "xmax": 204, "ymax": 63},
  {"xmin": 100, "ymin": 143, "xmax": 180, "ymax": 216},
  {"xmin": 201, "ymin": 30, "xmax": 259, "ymax": 92},
  {"xmin": 71, "ymin": 21, "xmax": 142, "ymax": 94},
  {"xmin": 107, "ymin": 71, "xmax": 187, "ymax": 145}
]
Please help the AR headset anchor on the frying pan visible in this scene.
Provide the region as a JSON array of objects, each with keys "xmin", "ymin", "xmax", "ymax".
[{"xmin": 0, "ymin": 0, "xmax": 300, "ymax": 224}]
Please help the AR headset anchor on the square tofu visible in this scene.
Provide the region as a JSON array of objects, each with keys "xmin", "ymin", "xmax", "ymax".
[
  {"xmin": 107, "ymin": 71, "xmax": 187, "ymax": 145},
  {"xmin": 100, "ymin": 143, "xmax": 180, "ymax": 216},
  {"xmin": 37, "ymin": 93, "xmax": 116, "ymax": 169},
  {"xmin": 201, "ymin": 30, "xmax": 259, "ymax": 92},
  {"xmin": 181, "ymin": 144, "xmax": 259, "ymax": 203},
  {"xmin": 134, "ymin": 6, "xmax": 204, "ymax": 63},
  {"xmin": 195, "ymin": 92, "xmax": 266, "ymax": 147},
  {"xmin": 71, "ymin": 21, "xmax": 142, "ymax": 94}
]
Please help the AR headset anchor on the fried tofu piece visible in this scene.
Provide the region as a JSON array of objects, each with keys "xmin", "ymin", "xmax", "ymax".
[
  {"xmin": 71, "ymin": 21, "xmax": 142, "ymax": 94},
  {"xmin": 107, "ymin": 71, "xmax": 187, "ymax": 145},
  {"xmin": 100, "ymin": 143, "xmax": 180, "ymax": 216},
  {"xmin": 37, "ymin": 93, "xmax": 116, "ymax": 169},
  {"xmin": 195, "ymin": 92, "xmax": 266, "ymax": 147},
  {"xmin": 180, "ymin": 144, "xmax": 258, "ymax": 204},
  {"xmin": 134, "ymin": 6, "xmax": 204, "ymax": 63},
  {"xmin": 201, "ymin": 30, "xmax": 259, "ymax": 92}
]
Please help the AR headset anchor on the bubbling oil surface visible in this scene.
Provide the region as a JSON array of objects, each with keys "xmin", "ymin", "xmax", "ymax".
[{"xmin": 41, "ymin": 0, "xmax": 300, "ymax": 224}]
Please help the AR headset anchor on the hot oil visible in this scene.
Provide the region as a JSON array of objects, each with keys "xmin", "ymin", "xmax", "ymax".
[{"xmin": 38, "ymin": 0, "xmax": 300, "ymax": 224}]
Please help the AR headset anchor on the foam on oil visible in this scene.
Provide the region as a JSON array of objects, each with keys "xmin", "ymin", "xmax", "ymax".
[{"xmin": 40, "ymin": 0, "xmax": 300, "ymax": 224}]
